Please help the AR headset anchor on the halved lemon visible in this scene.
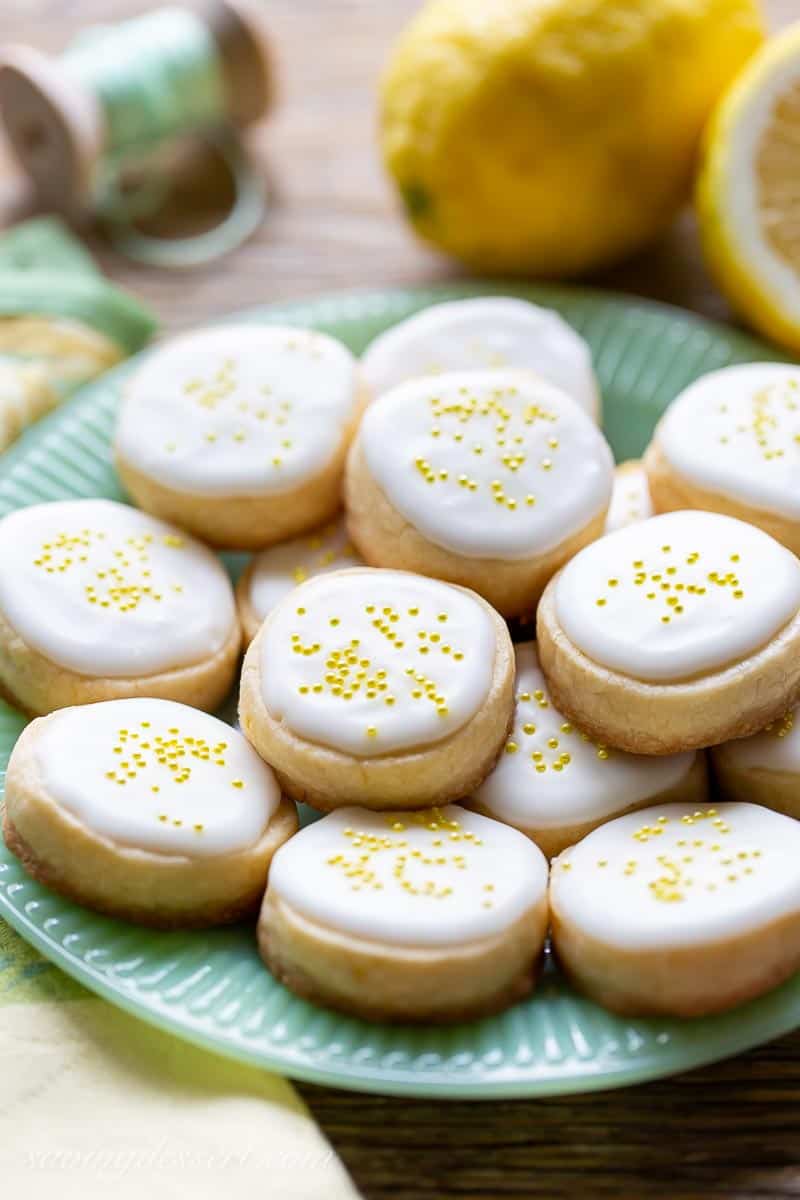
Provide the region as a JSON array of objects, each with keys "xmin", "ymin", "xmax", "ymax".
[{"xmin": 698, "ymin": 23, "xmax": 800, "ymax": 352}]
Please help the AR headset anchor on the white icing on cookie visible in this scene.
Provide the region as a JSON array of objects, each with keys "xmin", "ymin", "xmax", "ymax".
[
  {"xmin": 0, "ymin": 500, "xmax": 236, "ymax": 677},
  {"xmin": 658, "ymin": 364, "xmax": 800, "ymax": 519},
  {"xmin": 247, "ymin": 516, "xmax": 361, "ymax": 626},
  {"xmin": 359, "ymin": 370, "xmax": 613, "ymax": 560},
  {"xmin": 361, "ymin": 297, "xmax": 600, "ymax": 418},
  {"xmin": 605, "ymin": 461, "xmax": 653, "ymax": 532},
  {"xmin": 116, "ymin": 325, "xmax": 359, "ymax": 496},
  {"xmin": 551, "ymin": 802, "xmax": 800, "ymax": 949},
  {"xmin": 36, "ymin": 699, "xmax": 279, "ymax": 857},
  {"xmin": 269, "ymin": 804, "xmax": 547, "ymax": 946},
  {"xmin": 555, "ymin": 511, "xmax": 800, "ymax": 683},
  {"xmin": 474, "ymin": 643, "xmax": 695, "ymax": 835},
  {"xmin": 714, "ymin": 709, "xmax": 800, "ymax": 773},
  {"xmin": 259, "ymin": 570, "xmax": 495, "ymax": 756}
]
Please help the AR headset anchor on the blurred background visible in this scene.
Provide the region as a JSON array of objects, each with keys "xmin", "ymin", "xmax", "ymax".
[{"xmin": 0, "ymin": 0, "xmax": 791, "ymax": 333}]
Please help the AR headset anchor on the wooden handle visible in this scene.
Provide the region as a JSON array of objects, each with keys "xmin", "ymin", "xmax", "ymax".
[
  {"xmin": 0, "ymin": 3, "xmax": 273, "ymax": 217},
  {"xmin": 0, "ymin": 45, "xmax": 102, "ymax": 214},
  {"xmin": 205, "ymin": 0, "xmax": 274, "ymax": 127}
]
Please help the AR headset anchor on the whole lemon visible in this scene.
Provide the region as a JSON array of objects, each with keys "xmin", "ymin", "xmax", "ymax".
[{"xmin": 380, "ymin": 0, "xmax": 764, "ymax": 276}]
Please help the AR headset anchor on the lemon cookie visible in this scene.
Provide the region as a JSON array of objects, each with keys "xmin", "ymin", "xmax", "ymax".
[
  {"xmin": 645, "ymin": 364, "xmax": 800, "ymax": 555},
  {"xmin": 239, "ymin": 568, "xmax": 514, "ymax": 810},
  {"xmin": 605, "ymin": 459, "xmax": 653, "ymax": 533},
  {"xmin": 0, "ymin": 499, "xmax": 240, "ymax": 716},
  {"xmin": 361, "ymin": 297, "xmax": 600, "ymax": 419},
  {"xmin": 115, "ymin": 324, "xmax": 365, "ymax": 549},
  {"xmin": 712, "ymin": 709, "xmax": 800, "ymax": 819},
  {"xmin": 4, "ymin": 698, "xmax": 297, "ymax": 927},
  {"xmin": 0, "ymin": 314, "xmax": 123, "ymax": 388},
  {"xmin": 469, "ymin": 642, "xmax": 706, "ymax": 857},
  {"xmin": 550, "ymin": 802, "xmax": 800, "ymax": 1016},
  {"xmin": 259, "ymin": 804, "xmax": 548, "ymax": 1021},
  {"xmin": 236, "ymin": 515, "xmax": 361, "ymax": 645},
  {"xmin": 537, "ymin": 511, "xmax": 800, "ymax": 754},
  {"xmin": 345, "ymin": 370, "xmax": 613, "ymax": 616}
]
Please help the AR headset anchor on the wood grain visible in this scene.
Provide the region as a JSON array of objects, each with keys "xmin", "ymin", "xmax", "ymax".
[
  {"xmin": 304, "ymin": 1032, "xmax": 800, "ymax": 1199},
  {"xmin": 2, "ymin": 2, "xmax": 800, "ymax": 1197}
]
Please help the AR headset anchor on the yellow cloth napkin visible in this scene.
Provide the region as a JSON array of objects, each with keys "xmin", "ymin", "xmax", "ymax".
[{"xmin": 0, "ymin": 924, "xmax": 359, "ymax": 1198}]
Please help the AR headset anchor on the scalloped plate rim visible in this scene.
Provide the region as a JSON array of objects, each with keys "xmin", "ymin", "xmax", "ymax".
[{"xmin": 3, "ymin": 873, "xmax": 800, "ymax": 1098}]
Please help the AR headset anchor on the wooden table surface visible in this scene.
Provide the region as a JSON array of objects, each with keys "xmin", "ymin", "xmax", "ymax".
[{"xmin": 2, "ymin": 1, "xmax": 799, "ymax": 1197}]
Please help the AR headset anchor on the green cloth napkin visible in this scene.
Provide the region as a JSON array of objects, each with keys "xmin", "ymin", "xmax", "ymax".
[
  {"xmin": 0, "ymin": 218, "xmax": 156, "ymax": 450},
  {"xmin": 0, "ymin": 217, "xmax": 155, "ymax": 352},
  {"xmin": 0, "ymin": 217, "xmax": 100, "ymax": 275}
]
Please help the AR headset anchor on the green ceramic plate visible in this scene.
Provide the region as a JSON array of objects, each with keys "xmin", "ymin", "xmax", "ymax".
[{"xmin": 0, "ymin": 283, "xmax": 797, "ymax": 1098}]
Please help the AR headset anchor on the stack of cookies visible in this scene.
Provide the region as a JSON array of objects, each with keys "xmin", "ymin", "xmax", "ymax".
[{"xmin": 4, "ymin": 298, "xmax": 800, "ymax": 1024}]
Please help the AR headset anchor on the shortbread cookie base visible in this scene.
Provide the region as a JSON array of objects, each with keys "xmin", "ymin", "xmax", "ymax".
[
  {"xmin": 711, "ymin": 757, "xmax": 800, "ymax": 819},
  {"xmin": 0, "ymin": 604, "xmax": 242, "ymax": 718},
  {"xmin": 468, "ymin": 753, "xmax": 709, "ymax": 858},
  {"xmin": 238, "ymin": 581, "xmax": 515, "ymax": 811},
  {"xmin": 644, "ymin": 440, "xmax": 800, "ymax": 558},
  {"xmin": 616, "ymin": 459, "xmax": 643, "ymax": 481},
  {"xmin": 605, "ymin": 458, "xmax": 652, "ymax": 531},
  {"xmin": 115, "ymin": 384, "xmax": 369, "ymax": 551},
  {"xmin": 550, "ymin": 893, "xmax": 800, "ymax": 1017},
  {"xmin": 3, "ymin": 720, "xmax": 297, "ymax": 927},
  {"xmin": 258, "ymin": 890, "xmax": 548, "ymax": 1022},
  {"xmin": 344, "ymin": 437, "xmax": 607, "ymax": 618},
  {"xmin": 536, "ymin": 579, "xmax": 800, "ymax": 755},
  {"xmin": 236, "ymin": 558, "xmax": 266, "ymax": 645}
]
